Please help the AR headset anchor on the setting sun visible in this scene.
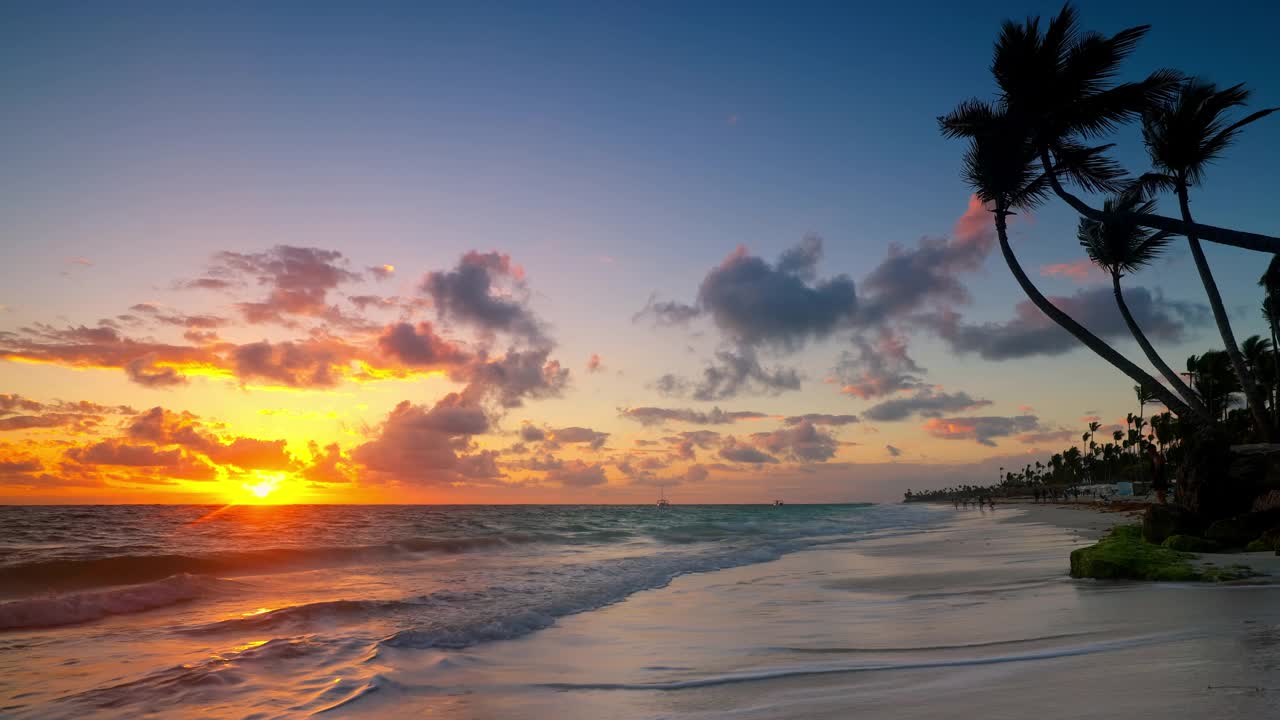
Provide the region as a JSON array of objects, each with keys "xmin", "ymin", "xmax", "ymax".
[{"xmin": 241, "ymin": 473, "xmax": 284, "ymax": 501}]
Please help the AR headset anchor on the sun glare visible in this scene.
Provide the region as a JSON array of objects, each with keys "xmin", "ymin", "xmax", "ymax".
[{"xmin": 242, "ymin": 473, "xmax": 284, "ymax": 501}]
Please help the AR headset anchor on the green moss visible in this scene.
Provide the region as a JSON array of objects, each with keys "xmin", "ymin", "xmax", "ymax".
[
  {"xmin": 1245, "ymin": 538, "xmax": 1275, "ymax": 552},
  {"xmin": 1161, "ymin": 535, "xmax": 1224, "ymax": 553},
  {"xmin": 1071, "ymin": 526, "xmax": 1260, "ymax": 582}
]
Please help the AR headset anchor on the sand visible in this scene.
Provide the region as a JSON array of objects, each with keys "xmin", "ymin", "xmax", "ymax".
[{"xmin": 334, "ymin": 503, "xmax": 1280, "ymax": 719}]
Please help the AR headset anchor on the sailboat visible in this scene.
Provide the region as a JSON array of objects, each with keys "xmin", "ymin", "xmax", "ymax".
[{"xmin": 656, "ymin": 486, "xmax": 671, "ymax": 509}]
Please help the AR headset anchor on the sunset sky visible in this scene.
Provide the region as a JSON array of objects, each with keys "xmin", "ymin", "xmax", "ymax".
[{"xmin": 2, "ymin": 1, "xmax": 1278, "ymax": 503}]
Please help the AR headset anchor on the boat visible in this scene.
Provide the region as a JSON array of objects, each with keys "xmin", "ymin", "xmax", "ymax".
[
  {"xmin": 773, "ymin": 499, "xmax": 784, "ymax": 507},
  {"xmin": 656, "ymin": 486, "xmax": 671, "ymax": 509}
]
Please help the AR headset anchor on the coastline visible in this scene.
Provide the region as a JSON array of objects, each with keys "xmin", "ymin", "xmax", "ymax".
[{"xmin": 332, "ymin": 503, "xmax": 1280, "ymax": 719}]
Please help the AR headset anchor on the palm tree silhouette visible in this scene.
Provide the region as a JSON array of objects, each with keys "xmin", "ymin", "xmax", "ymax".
[
  {"xmin": 1241, "ymin": 335, "xmax": 1274, "ymax": 415},
  {"xmin": 1134, "ymin": 384, "xmax": 1157, "ymax": 423},
  {"xmin": 947, "ymin": 4, "xmax": 1280, "ymax": 253},
  {"xmin": 1078, "ymin": 190, "xmax": 1209, "ymax": 419},
  {"xmin": 1259, "ymin": 258, "xmax": 1280, "ymax": 422},
  {"xmin": 938, "ymin": 105, "xmax": 1194, "ymax": 418},
  {"xmin": 1141, "ymin": 79, "xmax": 1278, "ymax": 439}
]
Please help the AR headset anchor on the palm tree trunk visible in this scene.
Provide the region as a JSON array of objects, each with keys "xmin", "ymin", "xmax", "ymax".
[
  {"xmin": 1177, "ymin": 183, "xmax": 1275, "ymax": 441},
  {"xmin": 1037, "ymin": 149, "xmax": 1280, "ymax": 254},
  {"xmin": 994, "ymin": 211, "xmax": 1195, "ymax": 419},
  {"xmin": 1270, "ymin": 315, "xmax": 1280, "ymax": 425},
  {"xmin": 1112, "ymin": 273, "xmax": 1212, "ymax": 421}
]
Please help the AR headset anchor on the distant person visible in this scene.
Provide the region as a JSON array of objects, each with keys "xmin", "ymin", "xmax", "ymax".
[
  {"xmin": 988, "ymin": 496, "xmax": 996, "ymax": 510},
  {"xmin": 1146, "ymin": 444, "xmax": 1168, "ymax": 505},
  {"xmin": 1072, "ymin": 487, "xmax": 1080, "ymax": 502}
]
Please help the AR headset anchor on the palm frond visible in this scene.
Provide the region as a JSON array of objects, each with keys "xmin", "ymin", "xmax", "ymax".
[
  {"xmin": 938, "ymin": 99, "xmax": 999, "ymax": 139},
  {"xmin": 1052, "ymin": 141, "xmax": 1128, "ymax": 193}
]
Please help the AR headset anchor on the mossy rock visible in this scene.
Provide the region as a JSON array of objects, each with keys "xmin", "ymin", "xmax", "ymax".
[
  {"xmin": 1245, "ymin": 538, "xmax": 1273, "ymax": 552},
  {"xmin": 1161, "ymin": 535, "xmax": 1224, "ymax": 553},
  {"xmin": 1070, "ymin": 525, "xmax": 1201, "ymax": 581},
  {"xmin": 1072, "ymin": 526, "xmax": 1261, "ymax": 581}
]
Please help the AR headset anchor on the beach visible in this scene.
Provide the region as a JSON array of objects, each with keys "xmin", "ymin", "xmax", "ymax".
[{"xmin": 3, "ymin": 503, "xmax": 1280, "ymax": 719}]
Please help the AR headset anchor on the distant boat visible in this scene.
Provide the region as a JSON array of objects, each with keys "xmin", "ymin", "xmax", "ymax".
[
  {"xmin": 656, "ymin": 486, "xmax": 671, "ymax": 509},
  {"xmin": 773, "ymin": 499, "xmax": 784, "ymax": 507}
]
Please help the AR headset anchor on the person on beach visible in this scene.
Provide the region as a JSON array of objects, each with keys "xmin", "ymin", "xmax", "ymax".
[
  {"xmin": 1146, "ymin": 444, "xmax": 1168, "ymax": 505},
  {"xmin": 1033, "ymin": 488, "xmax": 1041, "ymax": 503}
]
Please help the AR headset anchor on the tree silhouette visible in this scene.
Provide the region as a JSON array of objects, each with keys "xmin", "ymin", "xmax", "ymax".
[
  {"xmin": 1142, "ymin": 79, "xmax": 1279, "ymax": 439},
  {"xmin": 1078, "ymin": 190, "xmax": 1209, "ymax": 419},
  {"xmin": 939, "ymin": 103, "xmax": 1194, "ymax": 417}
]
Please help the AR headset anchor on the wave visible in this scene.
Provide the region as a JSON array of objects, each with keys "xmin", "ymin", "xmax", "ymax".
[
  {"xmin": 0, "ymin": 574, "xmax": 232, "ymax": 631},
  {"xmin": 0, "ymin": 532, "xmax": 562, "ymax": 596},
  {"xmin": 536, "ymin": 633, "xmax": 1183, "ymax": 691}
]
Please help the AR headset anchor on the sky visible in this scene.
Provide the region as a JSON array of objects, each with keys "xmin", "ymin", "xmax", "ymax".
[{"xmin": 1, "ymin": 1, "xmax": 1278, "ymax": 504}]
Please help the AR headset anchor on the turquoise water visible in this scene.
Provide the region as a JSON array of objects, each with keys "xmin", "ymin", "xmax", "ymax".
[{"xmin": 0, "ymin": 503, "xmax": 938, "ymax": 717}]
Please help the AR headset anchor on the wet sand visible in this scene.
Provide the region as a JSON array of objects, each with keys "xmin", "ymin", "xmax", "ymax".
[{"xmin": 335, "ymin": 504, "xmax": 1280, "ymax": 719}]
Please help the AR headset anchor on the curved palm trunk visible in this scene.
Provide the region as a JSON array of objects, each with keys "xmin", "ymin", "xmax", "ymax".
[
  {"xmin": 1038, "ymin": 149, "xmax": 1280, "ymax": 254},
  {"xmin": 994, "ymin": 212, "xmax": 1194, "ymax": 419},
  {"xmin": 1177, "ymin": 184, "xmax": 1275, "ymax": 441},
  {"xmin": 1270, "ymin": 312, "xmax": 1280, "ymax": 424},
  {"xmin": 1112, "ymin": 273, "xmax": 1212, "ymax": 421}
]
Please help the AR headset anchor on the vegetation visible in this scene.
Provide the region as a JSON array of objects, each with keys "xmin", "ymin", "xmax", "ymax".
[
  {"xmin": 1069, "ymin": 525, "xmax": 1255, "ymax": 581},
  {"xmin": 933, "ymin": 3, "xmax": 1280, "ymax": 517}
]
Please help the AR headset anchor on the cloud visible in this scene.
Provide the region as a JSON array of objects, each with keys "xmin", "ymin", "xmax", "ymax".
[
  {"xmin": 855, "ymin": 196, "xmax": 995, "ymax": 325},
  {"xmin": 232, "ymin": 340, "xmax": 345, "ymax": 388},
  {"xmin": 376, "ymin": 322, "xmax": 469, "ymax": 368},
  {"xmin": 0, "ymin": 394, "xmax": 136, "ymax": 433},
  {"xmin": 863, "ymin": 390, "xmax": 992, "ymax": 422},
  {"xmin": 634, "ymin": 295, "xmax": 701, "ymax": 327},
  {"xmin": 196, "ymin": 246, "xmax": 361, "ymax": 324},
  {"xmin": 749, "ymin": 420, "xmax": 839, "ymax": 462},
  {"xmin": 1040, "ymin": 259, "xmax": 1100, "ymax": 283},
  {"xmin": 586, "ymin": 353, "xmax": 604, "ymax": 373},
  {"xmin": 66, "ymin": 439, "xmax": 183, "ymax": 467},
  {"xmin": 688, "ymin": 347, "xmax": 802, "ymax": 401},
  {"xmin": 547, "ymin": 426, "xmax": 609, "ymax": 450},
  {"xmin": 458, "ymin": 348, "xmax": 569, "ymax": 408},
  {"xmin": 125, "ymin": 406, "xmax": 293, "ymax": 471},
  {"xmin": 352, "ymin": 398, "xmax": 492, "ymax": 484},
  {"xmin": 368, "ymin": 264, "xmax": 396, "ymax": 280},
  {"xmin": 125, "ymin": 355, "xmax": 188, "ymax": 387},
  {"xmin": 422, "ymin": 251, "xmax": 545, "ymax": 346},
  {"xmin": 783, "ymin": 414, "xmax": 859, "ymax": 426},
  {"xmin": 695, "ymin": 238, "xmax": 858, "ymax": 350},
  {"xmin": 922, "ymin": 415, "xmax": 1041, "ymax": 446},
  {"xmin": 921, "ymin": 286, "xmax": 1208, "ymax": 361},
  {"xmin": 886, "ymin": 444, "xmax": 902, "ymax": 457},
  {"xmin": 301, "ymin": 441, "xmax": 355, "ymax": 484},
  {"xmin": 519, "ymin": 424, "xmax": 547, "ymax": 442},
  {"xmin": 1016, "ymin": 429, "xmax": 1078, "ymax": 445},
  {"xmin": 619, "ymin": 406, "xmax": 769, "ymax": 426},
  {"xmin": 718, "ymin": 437, "xmax": 779, "ymax": 464},
  {"xmin": 545, "ymin": 460, "xmax": 608, "ymax": 488},
  {"xmin": 835, "ymin": 331, "xmax": 925, "ymax": 399}
]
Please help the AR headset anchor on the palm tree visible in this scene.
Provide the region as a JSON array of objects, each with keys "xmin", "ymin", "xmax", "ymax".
[
  {"xmin": 946, "ymin": 4, "xmax": 1280, "ymax": 253},
  {"xmin": 1134, "ymin": 384, "xmax": 1157, "ymax": 422},
  {"xmin": 938, "ymin": 104, "xmax": 1195, "ymax": 418},
  {"xmin": 1078, "ymin": 190, "xmax": 1209, "ymax": 419},
  {"xmin": 1260, "ymin": 258, "xmax": 1280, "ymax": 421},
  {"xmin": 1241, "ymin": 335, "xmax": 1274, "ymax": 414},
  {"xmin": 1142, "ymin": 79, "xmax": 1278, "ymax": 439}
]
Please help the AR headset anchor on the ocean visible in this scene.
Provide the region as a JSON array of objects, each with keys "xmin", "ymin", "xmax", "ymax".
[
  {"xmin": 4, "ymin": 503, "xmax": 1280, "ymax": 719},
  {"xmin": 0, "ymin": 503, "xmax": 933, "ymax": 717}
]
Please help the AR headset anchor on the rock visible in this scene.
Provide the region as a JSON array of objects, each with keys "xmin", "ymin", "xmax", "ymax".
[
  {"xmin": 1161, "ymin": 535, "xmax": 1224, "ymax": 553},
  {"xmin": 1204, "ymin": 510, "xmax": 1280, "ymax": 547},
  {"xmin": 1246, "ymin": 539, "xmax": 1272, "ymax": 552},
  {"xmin": 1070, "ymin": 525, "xmax": 1201, "ymax": 582},
  {"xmin": 1142, "ymin": 505, "xmax": 1202, "ymax": 544}
]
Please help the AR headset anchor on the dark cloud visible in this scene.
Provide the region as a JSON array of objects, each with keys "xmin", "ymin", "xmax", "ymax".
[
  {"xmin": 834, "ymin": 331, "xmax": 925, "ymax": 399},
  {"xmin": 922, "ymin": 415, "xmax": 1041, "ymax": 447},
  {"xmin": 198, "ymin": 246, "xmax": 361, "ymax": 324},
  {"xmin": 619, "ymin": 406, "xmax": 770, "ymax": 426},
  {"xmin": 368, "ymin": 264, "xmax": 396, "ymax": 281},
  {"xmin": 696, "ymin": 239, "xmax": 857, "ymax": 351},
  {"xmin": 634, "ymin": 295, "xmax": 701, "ymax": 327},
  {"xmin": 749, "ymin": 420, "xmax": 839, "ymax": 462},
  {"xmin": 232, "ymin": 340, "xmax": 344, "ymax": 388},
  {"xmin": 519, "ymin": 424, "xmax": 547, "ymax": 442},
  {"xmin": 548, "ymin": 426, "xmax": 609, "ymax": 450},
  {"xmin": 352, "ymin": 398, "xmax": 492, "ymax": 484},
  {"xmin": 718, "ymin": 438, "xmax": 779, "ymax": 464},
  {"xmin": 459, "ymin": 348, "xmax": 569, "ymax": 408},
  {"xmin": 545, "ymin": 460, "xmax": 608, "ymax": 487},
  {"xmin": 886, "ymin": 444, "xmax": 902, "ymax": 457},
  {"xmin": 920, "ymin": 286, "xmax": 1208, "ymax": 361},
  {"xmin": 855, "ymin": 198, "xmax": 995, "ymax": 325},
  {"xmin": 125, "ymin": 407, "xmax": 293, "ymax": 471},
  {"xmin": 376, "ymin": 322, "xmax": 469, "ymax": 368},
  {"xmin": 863, "ymin": 390, "xmax": 992, "ymax": 422},
  {"xmin": 66, "ymin": 439, "xmax": 182, "ymax": 467},
  {"xmin": 125, "ymin": 355, "xmax": 188, "ymax": 388},
  {"xmin": 422, "ymin": 251, "xmax": 546, "ymax": 346},
  {"xmin": 349, "ymin": 295, "xmax": 400, "ymax": 312},
  {"xmin": 689, "ymin": 347, "xmax": 801, "ymax": 401},
  {"xmin": 783, "ymin": 414, "xmax": 859, "ymax": 426},
  {"xmin": 0, "ymin": 395, "xmax": 135, "ymax": 433}
]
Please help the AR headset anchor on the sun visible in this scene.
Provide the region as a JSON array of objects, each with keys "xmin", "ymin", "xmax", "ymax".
[{"xmin": 241, "ymin": 472, "xmax": 285, "ymax": 502}]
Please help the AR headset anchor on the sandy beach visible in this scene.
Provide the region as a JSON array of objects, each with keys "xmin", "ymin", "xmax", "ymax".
[{"xmin": 334, "ymin": 503, "xmax": 1280, "ymax": 719}]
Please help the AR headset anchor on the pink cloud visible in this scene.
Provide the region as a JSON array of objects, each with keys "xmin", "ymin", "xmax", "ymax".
[{"xmin": 1040, "ymin": 259, "xmax": 1100, "ymax": 283}]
